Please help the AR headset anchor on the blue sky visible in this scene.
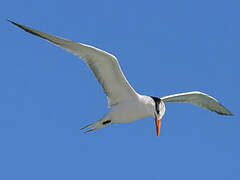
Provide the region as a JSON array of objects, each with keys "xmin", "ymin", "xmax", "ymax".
[{"xmin": 1, "ymin": 0, "xmax": 239, "ymax": 179}]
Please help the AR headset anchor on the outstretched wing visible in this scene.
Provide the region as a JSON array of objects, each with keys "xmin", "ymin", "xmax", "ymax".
[
  {"xmin": 9, "ymin": 20, "xmax": 138, "ymax": 107},
  {"xmin": 161, "ymin": 91, "xmax": 233, "ymax": 115}
]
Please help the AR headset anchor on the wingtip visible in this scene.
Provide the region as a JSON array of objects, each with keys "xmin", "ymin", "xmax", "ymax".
[
  {"xmin": 225, "ymin": 113, "xmax": 234, "ymax": 116},
  {"xmin": 224, "ymin": 109, "xmax": 234, "ymax": 116},
  {"xmin": 227, "ymin": 110, "xmax": 234, "ymax": 116},
  {"xmin": 7, "ymin": 19, "xmax": 24, "ymax": 29},
  {"xmin": 217, "ymin": 111, "xmax": 234, "ymax": 116},
  {"xmin": 7, "ymin": 19, "xmax": 16, "ymax": 25}
]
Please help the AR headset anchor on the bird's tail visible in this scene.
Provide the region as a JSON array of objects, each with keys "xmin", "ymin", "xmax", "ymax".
[{"xmin": 80, "ymin": 117, "xmax": 112, "ymax": 133}]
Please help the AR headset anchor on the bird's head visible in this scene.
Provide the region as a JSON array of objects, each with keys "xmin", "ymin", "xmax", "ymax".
[{"xmin": 151, "ymin": 97, "xmax": 166, "ymax": 136}]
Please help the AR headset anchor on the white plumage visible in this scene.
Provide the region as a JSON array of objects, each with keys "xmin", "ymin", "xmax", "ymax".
[
  {"xmin": 161, "ymin": 91, "xmax": 232, "ymax": 115},
  {"xmin": 9, "ymin": 20, "xmax": 233, "ymax": 136}
]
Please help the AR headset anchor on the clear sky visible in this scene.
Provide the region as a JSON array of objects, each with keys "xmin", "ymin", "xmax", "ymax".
[{"xmin": 1, "ymin": 0, "xmax": 239, "ymax": 179}]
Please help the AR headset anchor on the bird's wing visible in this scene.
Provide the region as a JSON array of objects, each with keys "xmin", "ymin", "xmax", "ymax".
[
  {"xmin": 9, "ymin": 20, "xmax": 138, "ymax": 107},
  {"xmin": 161, "ymin": 91, "xmax": 233, "ymax": 115}
]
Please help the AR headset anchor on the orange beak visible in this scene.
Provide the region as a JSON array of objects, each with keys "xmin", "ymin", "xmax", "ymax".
[{"xmin": 154, "ymin": 114, "xmax": 161, "ymax": 136}]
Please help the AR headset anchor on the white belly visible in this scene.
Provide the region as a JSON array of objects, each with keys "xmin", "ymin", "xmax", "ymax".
[{"xmin": 107, "ymin": 97, "xmax": 154, "ymax": 123}]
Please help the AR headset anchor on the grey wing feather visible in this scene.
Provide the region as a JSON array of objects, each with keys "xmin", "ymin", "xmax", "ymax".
[
  {"xmin": 8, "ymin": 20, "xmax": 138, "ymax": 107},
  {"xmin": 161, "ymin": 91, "xmax": 233, "ymax": 116}
]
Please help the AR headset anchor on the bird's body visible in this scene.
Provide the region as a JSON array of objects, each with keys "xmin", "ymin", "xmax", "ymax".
[
  {"xmin": 108, "ymin": 95, "xmax": 154, "ymax": 123},
  {"xmin": 9, "ymin": 20, "xmax": 233, "ymax": 136},
  {"xmin": 81, "ymin": 95, "xmax": 158, "ymax": 132},
  {"xmin": 109, "ymin": 95, "xmax": 155, "ymax": 123}
]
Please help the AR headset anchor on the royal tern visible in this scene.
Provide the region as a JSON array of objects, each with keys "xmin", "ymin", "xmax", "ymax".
[{"xmin": 9, "ymin": 20, "xmax": 233, "ymax": 136}]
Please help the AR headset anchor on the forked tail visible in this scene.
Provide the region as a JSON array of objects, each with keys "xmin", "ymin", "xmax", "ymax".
[{"xmin": 80, "ymin": 117, "xmax": 112, "ymax": 133}]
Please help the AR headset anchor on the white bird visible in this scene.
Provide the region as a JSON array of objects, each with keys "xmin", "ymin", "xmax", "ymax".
[{"xmin": 9, "ymin": 20, "xmax": 233, "ymax": 136}]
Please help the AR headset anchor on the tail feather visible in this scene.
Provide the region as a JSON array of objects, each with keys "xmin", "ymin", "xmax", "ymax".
[
  {"xmin": 80, "ymin": 122, "xmax": 95, "ymax": 130},
  {"xmin": 80, "ymin": 118, "xmax": 112, "ymax": 133}
]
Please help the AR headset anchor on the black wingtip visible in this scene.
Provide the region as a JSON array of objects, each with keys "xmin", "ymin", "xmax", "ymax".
[
  {"xmin": 7, "ymin": 19, "xmax": 17, "ymax": 25},
  {"xmin": 8, "ymin": 19, "xmax": 25, "ymax": 30}
]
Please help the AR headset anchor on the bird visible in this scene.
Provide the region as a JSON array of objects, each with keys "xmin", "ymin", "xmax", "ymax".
[{"xmin": 8, "ymin": 20, "xmax": 233, "ymax": 136}]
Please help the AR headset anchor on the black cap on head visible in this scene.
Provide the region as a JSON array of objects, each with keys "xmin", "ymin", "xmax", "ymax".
[{"xmin": 150, "ymin": 96, "xmax": 161, "ymax": 114}]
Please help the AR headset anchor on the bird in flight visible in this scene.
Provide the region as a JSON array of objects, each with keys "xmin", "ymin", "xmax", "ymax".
[{"xmin": 9, "ymin": 20, "xmax": 233, "ymax": 136}]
